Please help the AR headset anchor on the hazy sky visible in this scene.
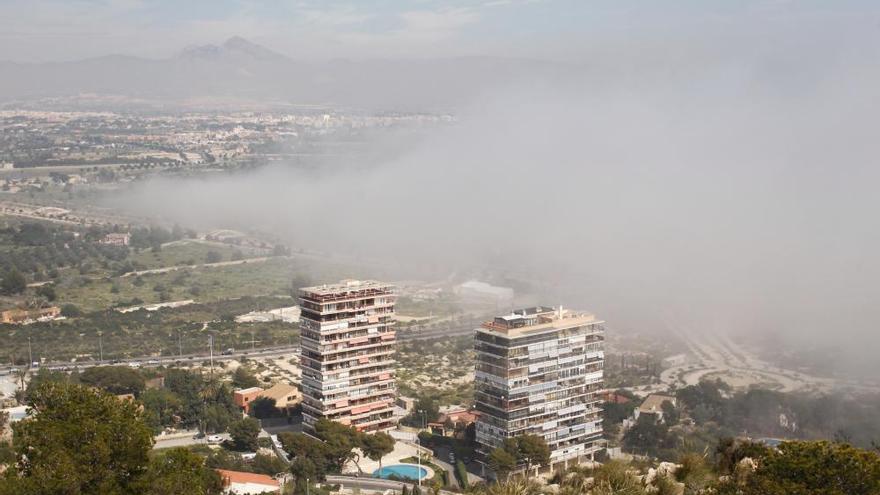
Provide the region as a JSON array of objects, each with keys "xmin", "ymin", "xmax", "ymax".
[
  {"xmin": 2, "ymin": 0, "xmax": 880, "ymax": 62},
  {"xmin": 111, "ymin": 30, "xmax": 880, "ymax": 375}
]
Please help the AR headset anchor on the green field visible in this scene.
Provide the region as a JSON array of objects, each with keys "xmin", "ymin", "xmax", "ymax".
[
  {"xmin": 128, "ymin": 240, "xmax": 259, "ymax": 269},
  {"xmin": 56, "ymin": 257, "xmax": 296, "ymax": 312}
]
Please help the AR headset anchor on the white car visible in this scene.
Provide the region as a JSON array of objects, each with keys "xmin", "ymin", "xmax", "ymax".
[{"xmin": 207, "ymin": 435, "xmax": 224, "ymax": 444}]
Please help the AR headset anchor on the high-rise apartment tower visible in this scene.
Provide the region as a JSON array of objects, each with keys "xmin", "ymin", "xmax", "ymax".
[
  {"xmin": 299, "ymin": 280, "xmax": 397, "ymax": 433},
  {"xmin": 474, "ymin": 306, "xmax": 604, "ymax": 474}
]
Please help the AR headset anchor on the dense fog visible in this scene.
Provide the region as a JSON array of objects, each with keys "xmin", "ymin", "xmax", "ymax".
[{"xmin": 111, "ymin": 25, "xmax": 880, "ymax": 378}]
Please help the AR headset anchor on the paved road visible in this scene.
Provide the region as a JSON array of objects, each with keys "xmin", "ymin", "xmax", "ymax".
[
  {"xmin": 153, "ymin": 432, "xmax": 230, "ymax": 450},
  {"xmin": 0, "ymin": 345, "xmax": 302, "ymax": 376},
  {"xmin": 0, "ymin": 324, "xmax": 481, "ymax": 377},
  {"xmin": 119, "ymin": 256, "xmax": 273, "ymax": 278}
]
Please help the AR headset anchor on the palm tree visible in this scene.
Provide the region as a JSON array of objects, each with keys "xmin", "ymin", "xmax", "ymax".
[{"xmin": 484, "ymin": 480, "xmax": 544, "ymax": 495}]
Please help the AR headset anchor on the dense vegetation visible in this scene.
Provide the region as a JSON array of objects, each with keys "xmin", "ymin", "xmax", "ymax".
[
  {"xmin": 279, "ymin": 420, "xmax": 396, "ymax": 494},
  {"xmin": 0, "ymin": 222, "xmax": 129, "ymax": 282},
  {"xmin": 0, "ymin": 381, "xmax": 222, "ymax": 494},
  {"xmin": 610, "ymin": 379, "xmax": 880, "ymax": 461},
  {"xmin": 0, "ymin": 295, "xmax": 298, "ymax": 364},
  {"xmin": 20, "ymin": 365, "xmax": 242, "ymax": 435}
]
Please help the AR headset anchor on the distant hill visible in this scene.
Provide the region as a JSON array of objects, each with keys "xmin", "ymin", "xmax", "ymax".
[{"xmin": 0, "ymin": 37, "xmax": 577, "ymax": 110}]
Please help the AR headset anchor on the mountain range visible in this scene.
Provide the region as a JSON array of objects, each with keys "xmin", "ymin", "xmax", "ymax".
[{"xmin": 0, "ymin": 37, "xmax": 576, "ymax": 110}]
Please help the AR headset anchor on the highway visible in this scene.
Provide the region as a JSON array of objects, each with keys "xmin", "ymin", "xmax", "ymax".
[
  {"xmin": 0, "ymin": 325, "xmax": 479, "ymax": 376},
  {"xmin": 0, "ymin": 345, "xmax": 302, "ymax": 376}
]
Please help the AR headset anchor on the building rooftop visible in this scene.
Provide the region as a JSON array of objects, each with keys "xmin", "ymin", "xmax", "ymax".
[
  {"xmin": 216, "ymin": 469, "xmax": 280, "ymax": 488},
  {"xmin": 638, "ymin": 394, "xmax": 676, "ymax": 413},
  {"xmin": 480, "ymin": 306, "xmax": 602, "ymax": 336},
  {"xmin": 260, "ymin": 382, "xmax": 299, "ymax": 402},
  {"xmin": 300, "ymin": 279, "xmax": 395, "ymax": 298},
  {"xmin": 235, "ymin": 387, "xmax": 264, "ymax": 395}
]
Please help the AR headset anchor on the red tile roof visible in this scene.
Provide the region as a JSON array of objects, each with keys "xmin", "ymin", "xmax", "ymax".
[{"xmin": 216, "ymin": 469, "xmax": 280, "ymax": 487}]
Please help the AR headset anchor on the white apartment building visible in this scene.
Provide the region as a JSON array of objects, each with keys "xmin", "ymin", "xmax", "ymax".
[
  {"xmin": 299, "ymin": 280, "xmax": 397, "ymax": 433},
  {"xmin": 474, "ymin": 306, "xmax": 605, "ymax": 474}
]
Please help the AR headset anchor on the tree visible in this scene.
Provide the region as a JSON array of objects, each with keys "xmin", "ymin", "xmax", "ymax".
[
  {"xmin": 361, "ymin": 432, "xmax": 395, "ymax": 471},
  {"xmin": 721, "ymin": 440, "xmax": 880, "ymax": 495},
  {"xmin": 251, "ymin": 453, "xmax": 289, "ymax": 476},
  {"xmin": 314, "ymin": 418, "xmax": 363, "ymax": 470},
  {"xmin": 1, "ymin": 268, "xmax": 26, "ymax": 295},
  {"xmin": 141, "ymin": 388, "xmax": 185, "ymax": 432},
  {"xmin": 205, "ymin": 251, "xmax": 222, "ymax": 263},
  {"xmin": 138, "ymin": 447, "xmax": 223, "ymax": 495},
  {"xmin": 280, "ymin": 432, "xmax": 331, "ymax": 492},
  {"xmin": 231, "ymin": 366, "xmax": 259, "ymax": 388},
  {"xmin": 35, "ymin": 284, "xmax": 56, "ymax": 301},
  {"xmin": 228, "ymin": 417, "xmax": 261, "ymax": 451},
  {"xmin": 80, "ymin": 365, "xmax": 146, "ymax": 397},
  {"xmin": 408, "ymin": 396, "xmax": 440, "ymax": 425},
  {"xmin": 1, "ymin": 381, "xmax": 154, "ymax": 494},
  {"xmin": 60, "ymin": 303, "xmax": 82, "ymax": 317},
  {"xmin": 513, "ymin": 435, "xmax": 551, "ymax": 474},
  {"xmin": 623, "ymin": 415, "xmax": 673, "ymax": 456},
  {"xmin": 660, "ymin": 400, "xmax": 680, "ymax": 426},
  {"xmin": 250, "ymin": 396, "xmax": 277, "ymax": 419},
  {"xmin": 489, "ymin": 448, "xmax": 517, "ymax": 481}
]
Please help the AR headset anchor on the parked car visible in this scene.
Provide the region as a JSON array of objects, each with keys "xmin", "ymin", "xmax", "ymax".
[{"xmin": 207, "ymin": 435, "xmax": 223, "ymax": 444}]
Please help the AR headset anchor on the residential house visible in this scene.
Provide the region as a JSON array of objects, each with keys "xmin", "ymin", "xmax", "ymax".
[
  {"xmin": 260, "ymin": 382, "xmax": 300, "ymax": 412},
  {"xmin": 633, "ymin": 394, "xmax": 677, "ymax": 423},
  {"xmin": 216, "ymin": 469, "xmax": 280, "ymax": 494},
  {"xmin": 234, "ymin": 387, "xmax": 264, "ymax": 414}
]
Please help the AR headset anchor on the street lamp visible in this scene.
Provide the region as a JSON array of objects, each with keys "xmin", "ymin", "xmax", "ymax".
[
  {"xmin": 208, "ymin": 334, "xmax": 214, "ymax": 375},
  {"xmin": 416, "ymin": 408, "xmax": 427, "ymax": 488}
]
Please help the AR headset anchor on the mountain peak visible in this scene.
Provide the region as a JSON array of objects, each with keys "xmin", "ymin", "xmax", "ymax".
[
  {"xmin": 222, "ymin": 36, "xmax": 253, "ymax": 49},
  {"xmin": 178, "ymin": 36, "xmax": 287, "ymax": 62}
]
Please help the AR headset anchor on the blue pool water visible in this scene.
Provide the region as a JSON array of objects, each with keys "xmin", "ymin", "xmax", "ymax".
[{"xmin": 373, "ymin": 464, "xmax": 428, "ymax": 480}]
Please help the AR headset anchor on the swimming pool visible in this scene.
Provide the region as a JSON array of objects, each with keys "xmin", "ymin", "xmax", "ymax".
[{"xmin": 373, "ymin": 464, "xmax": 429, "ymax": 480}]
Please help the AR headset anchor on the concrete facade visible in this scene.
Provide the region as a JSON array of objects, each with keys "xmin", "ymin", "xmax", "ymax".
[
  {"xmin": 474, "ymin": 306, "xmax": 605, "ymax": 473},
  {"xmin": 299, "ymin": 279, "xmax": 397, "ymax": 433}
]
